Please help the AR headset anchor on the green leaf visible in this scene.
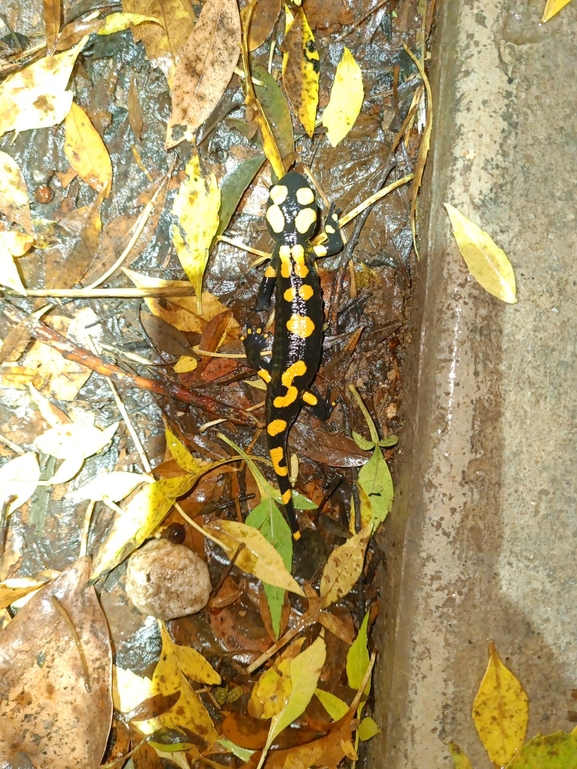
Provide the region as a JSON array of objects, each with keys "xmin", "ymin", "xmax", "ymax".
[
  {"xmin": 378, "ymin": 435, "xmax": 398, "ymax": 448},
  {"xmin": 449, "ymin": 742, "xmax": 474, "ymax": 769},
  {"xmin": 358, "ymin": 449, "xmax": 394, "ymax": 530},
  {"xmin": 216, "ymin": 154, "xmax": 266, "ymax": 238},
  {"xmin": 280, "ymin": 489, "xmax": 317, "ymax": 511},
  {"xmin": 505, "ymin": 731, "xmax": 577, "ymax": 768},
  {"xmin": 352, "ymin": 430, "xmax": 374, "ymax": 451},
  {"xmin": 315, "ymin": 688, "xmax": 349, "ymax": 721},
  {"xmin": 253, "ymin": 63, "xmax": 294, "ymax": 162},
  {"xmin": 218, "ymin": 739, "xmax": 255, "ymax": 761},
  {"xmin": 346, "ymin": 611, "xmax": 370, "ymax": 692},
  {"xmin": 358, "ymin": 716, "xmax": 380, "ymax": 741},
  {"xmin": 218, "ymin": 433, "xmax": 276, "ymax": 500}
]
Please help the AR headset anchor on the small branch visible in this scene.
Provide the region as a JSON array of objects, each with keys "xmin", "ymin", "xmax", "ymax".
[
  {"xmin": 218, "ymin": 235, "xmax": 271, "ymax": 260},
  {"xmin": 2, "ymin": 287, "xmax": 196, "ymax": 298}
]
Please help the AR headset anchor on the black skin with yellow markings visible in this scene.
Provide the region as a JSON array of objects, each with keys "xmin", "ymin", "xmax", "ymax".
[{"xmin": 241, "ymin": 172, "xmax": 343, "ymax": 539}]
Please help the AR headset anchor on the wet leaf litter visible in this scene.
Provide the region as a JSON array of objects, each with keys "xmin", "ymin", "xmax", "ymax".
[{"xmin": 0, "ymin": 1, "xmax": 430, "ymax": 768}]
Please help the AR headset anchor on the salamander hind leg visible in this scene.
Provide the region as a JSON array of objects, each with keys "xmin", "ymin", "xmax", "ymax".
[
  {"xmin": 241, "ymin": 326, "xmax": 272, "ymax": 383},
  {"xmin": 302, "ymin": 386, "xmax": 334, "ymax": 420}
]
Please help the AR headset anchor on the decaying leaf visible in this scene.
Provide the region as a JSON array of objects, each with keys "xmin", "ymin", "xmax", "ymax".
[
  {"xmin": 67, "ymin": 471, "xmax": 151, "ymax": 502},
  {"xmin": 281, "ymin": 6, "xmax": 319, "ymax": 137},
  {"xmin": 0, "ymin": 577, "xmax": 47, "ymax": 611},
  {"xmin": 172, "ymin": 154, "xmax": 221, "ymax": 310},
  {"xmin": 448, "ymin": 742, "xmax": 474, "ymax": 769},
  {"xmin": 166, "ymin": 426, "xmax": 208, "ymax": 475},
  {"xmin": 97, "ymin": 12, "xmax": 163, "ymax": 36},
  {"xmin": 64, "ymin": 103, "xmax": 113, "ymax": 196},
  {"xmin": 319, "ymin": 526, "xmax": 371, "ymax": 608},
  {"xmin": 542, "ymin": 0, "xmax": 573, "ymax": 21},
  {"xmin": 0, "ymin": 152, "xmax": 32, "ymax": 234},
  {"xmin": 166, "ymin": 0, "xmax": 242, "ymax": 146},
  {"xmin": 43, "ymin": 0, "xmax": 61, "ymax": 53},
  {"xmin": 241, "ymin": 0, "xmax": 281, "ymax": 50},
  {"xmin": 0, "ymin": 558, "xmax": 112, "ymax": 769},
  {"xmin": 445, "ymin": 203, "xmax": 518, "ymax": 303},
  {"xmin": 249, "ymin": 657, "xmax": 292, "ymax": 720},
  {"xmin": 472, "ymin": 642, "xmax": 529, "ymax": 766},
  {"xmin": 0, "ymin": 229, "xmax": 35, "ymax": 295},
  {"xmin": 506, "ymin": 730, "xmax": 577, "ymax": 768},
  {"xmin": 252, "ymin": 64, "xmax": 294, "ymax": 162},
  {"xmin": 0, "ymin": 37, "xmax": 88, "ymax": 137},
  {"xmin": 322, "ymin": 47, "xmax": 363, "ymax": 147},
  {"xmin": 0, "ymin": 452, "xmax": 40, "ymax": 516},
  {"xmin": 315, "ymin": 688, "xmax": 349, "ymax": 721},
  {"xmin": 33, "ymin": 422, "xmax": 118, "ymax": 460},
  {"xmin": 204, "ymin": 520, "xmax": 305, "ymax": 596}
]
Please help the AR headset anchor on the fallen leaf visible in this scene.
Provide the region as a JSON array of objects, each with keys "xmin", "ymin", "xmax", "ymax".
[
  {"xmin": 252, "ymin": 63, "xmax": 294, "ymax": 162},
  {"xmin": 172, "ymin": 154, "xmax": 221, "ymax": 310},
  {"xmin": 322, "ymin": 47, "xmax": 363, "ymax": 147},
  {"xmin": 0, "ymin": 229, "xmax": 35, "ymax": 295},
  {"xmin": 281, "ymin": 6, "xmax": 319, "ymax": 137},
  {"xmin": 216, "ymin": 152, "xmax": 266, "ymax": 238},
  {"xmin": 249, "ymin": 658, "xmax": 292, "ymax": 720},
  {"xmin": 204, "ymin": 520, "xmax": 305, "ymax": 596},
  {"xmin": 445, "ymin": 203, "xmax": 518, "ymax": 303},
  {"xmin": 358, "ymin": 716, "xmax": 380, "ymax": 741},
  {"xmin": 64, "ymin": 103, "xmax": 113, "ymax": 196},
  {"xmin": 506, "ymin": 730, "xmax": 577, "ymax": 768},
  {"xmin": 28, "ymin": 383, "xmax": 71, "ymax": 427},
  {"xmin": 128, "ymin": 75, "xmax": 143, "ymax": 139},
  {"xmin": 315, "ymin": 688, "xmax": 349, "ymax": 721},
  {"xmin": 542, "ymin": 0, "xmax": 573, "ymax": 21},
  {"xmin": 43, "ymin": 0, "xmax": 61, "ymax": 53},
  {"xmin": 0, "ymin": 152, "xmax": 32, "ymax": 233},
  {"xmin": 166, "ymin": 426, "xmax": 208, "ymax": 475},
  {"xmin": 0, "ymin": 37, "xmax": 88, "ymax": 137},
  {"xmin": 67, "ymin": 471, "xmax": 151, "ymax": 502},
  {"xmin": 241, "ymin": 0, "xmax": 281, "ymax": 50},
  {"xmin": 160, "ymin": 621, "xmax": 220, "ymax": 685},
  {"xmin": 346, "ymin": 611, "xmax": 370, "ymax": 692},
  {"xmin": 0, "ymin": 577, "xmax": 47, "ymax": 611},
  {"xmin": 113, "ymin": 665, "xmax": 153, "ymax": 714},
  {"xmin": 0, "ymin": 558, "xmax": 112, "ymax": 769},
  {"xmin": 448, "ymin": 741, "xmax": 474, "ymax": 769},
  {"xmin": 319, "ymin": 526, "xmax": 371, "ymax": 608},
  {"xmin": 0, "ymin": 452, "xmax": 40, "ymax": 516},
  {"xmin": 166, "ymin": 0, "xmax": 242, "ymax": 146},
  {"xmin": 472, "ymin": 642, "xmax": 529, "ymax": 766},
  {"xmin": 97, "ymin": 12, "xmax": 163, "ymax": 35},
  {"xmin": 34, "ymin": 422, "xmax": 118, "ymax": 460},
  {"xmin": 358, "ymin": 448, "xmax": 394, "ymax": 531}
]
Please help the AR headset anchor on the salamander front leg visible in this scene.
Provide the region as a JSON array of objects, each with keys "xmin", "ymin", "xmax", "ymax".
[
  {"xmin": 241, "ymin": 326, "xmax": 272, "ymax": 384},
  {"xmin": 313, "ymin": 204, "xmax": 343, "ymax": 258}
]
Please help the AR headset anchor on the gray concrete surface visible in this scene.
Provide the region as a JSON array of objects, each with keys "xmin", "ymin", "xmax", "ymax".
[{"xmin": 369, "ymin": 1, "xmax": 577, "ymax": 767}]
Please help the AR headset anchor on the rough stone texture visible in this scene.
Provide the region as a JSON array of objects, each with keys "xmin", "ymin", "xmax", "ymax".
[
  {"xmin": 125, "ymin": 539, "xmax": 212, "ymax": 620},
  {"xmin": 369, "ymin": 2, "xmax": 577, "ymax": 767}
]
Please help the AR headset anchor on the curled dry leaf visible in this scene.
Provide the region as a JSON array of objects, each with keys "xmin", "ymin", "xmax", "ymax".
[
  {"xmin": 204, "ymin": 520, "xmax": 305, "ymax": 596},
  {"xmin": 472, "ymin": 641, "xmax": 529, "ymax": 766},
  {"xmin": 445, "ymin": 203, "xmax": 518, "ymax": 304},
  {"xmin": 0, "ymin": 452, "xmax": 40, "ymax": 517},
  {"xmin": 0, "ymin": 577, "xmax": 47, "ymax": 611},
  {"xmin": 166, "ymin": 0, "xmax": 242, "ymax": 147},
  {"xmin": 0, "ymin": 37, "xmax": 88, "ymax": 137},
  {"xmin": 64, "ymin": 103, "xmax": 113, "ymax": 196},
  {"xmin": 319, "ymin": 526, "xmax": 371, "ymax": 609},
  {"xmin": 0, "ymin": 152, "xmax": 32, "ymax": 234},
  {"xmin": 281, "ymin": 6, "xmax": 319, "ymax": 137},
  {"xmin": 322, "ymin": 47, "xmax": 363, "ymax": 147},
  {"xmin": 0, "ymin": 557, "xmax": 112, "ymax": 769}
]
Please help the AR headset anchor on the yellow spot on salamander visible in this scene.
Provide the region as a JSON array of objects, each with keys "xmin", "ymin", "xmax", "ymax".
[
  {"xmin": 273, "ymin": 388, "xmax": 298, "ymax": 408},
  {"xmin": 314, "ymin": 244, "xmax": 328, "ymax": 257},
  {"xmin": 267, "ymin": 419, "xmax": 287, "ymax": 436},
  {"xmin": 266, "ymin": 204, "xmax": 285, "ymax": 233},
  {"xmin": 302, "ymin": 391, "xmax": 318, "ymax": 406},
  {"xmin": 281, "ymin": 261, "xmax": 290, "ymax": 278},
  {"xmin": 299, "ymin": 285, "xmax": 314, "ymax": 300},
  {"xmin": 291, "ymin": 245, "xmax": 304, "ymax": 259},
  {"xmin": 282, "ymin": 489, "xmax": 292, "ymax": 504},
  {"xmin": 284, "ymin": 287, "xmax": 295, "ymax": 302},
  {"xmin": 293, "ymin": 529, "xmax": 301, "ymax": 540},
  {"xmin": 265, "ymin": 264, "xmax": 276, "ymax": 278},
  {"xmin": 270, "ymin": 446, "xmax": 288, "ymax": 476},
  {"xmin": 295, "ymin": 207, "xmax": 317, "ymax": 235},
  {"xmin": 281, "ymin": 360, "xmax": 307, "ymax": 386},
  {"xmin": 258, "ymin": 369, "xmax": 271, "ymax": 383},
  {"xmin": 325, "ymin": 224, "xmax": 335, "ymax": 234},
  {"xmin": 287, "ymin": 314, "xmax": 315, "ymax": 338},
  {"xmin": 270, "ymin": 185, "xmax": 288, "ymax": 204},
  {"xmin": 296, "ymin": 187, "xmax": 315, "ymax": 205}
]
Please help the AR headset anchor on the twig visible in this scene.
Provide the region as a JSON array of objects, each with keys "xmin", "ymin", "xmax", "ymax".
[
  {"xmin": 1, "ymin": 287, "xmax": 196, "ymax": 298},
  {"xmin": 2, "ymin": 304, "xmax": 255, "ymax": 426},
  {"xmin": 0, "ymin": 434, "xmax": 25, "ymax": 455},
  {"xmin": 217, "ymin": 235, "xmax": 271, "ymax": 260}
]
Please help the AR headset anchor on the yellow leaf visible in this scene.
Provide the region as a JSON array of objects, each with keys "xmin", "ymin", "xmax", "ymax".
[
  {"xmin": 0, "ymin": 453, "xmax": 40, "ymax": 516},
  {"xmin": 0, "ymin": 230, "xmax": 34, "ymax": 295},
  {"xmin": 172, "ymin": 154, "xmax": 220, "ymax": 311},
  {"xmin": 445, "ymin": 204, "xmax": 517, "ymax": 303},
  {"xmin": 113, "ymin": 666, "xmax": 153, "ymax": 715},
  {"xmin": 282, "ymin": 6, "xmax": 319, "ymax": 137},
  {"xmin": 448, "ymin": 742, "xmax": 474, "ymax": 769},
  {"xmin": 46, "ymin": 454, "xmax": 84, "ymax": 485},
  {"xmin": 64, "ymin": 103, "xmax": 112, "ymax": 195},
  {"xmin": 0, "ymin": 578, "xmax": 46, "ymax": 611},
  {"xmin": 249, "ymin": 659, "xmax": 291, "ymax": 719},
  {"xmin": 33, "ymin": 422, "xmax": 118, "ymax": 460},
  {"xmin": 97, "ymin": 12, "xmax": 163, "ymax": 35},
  {"xmin": 542, "ymin": 0, "xmax": 572, "ymax": 21},
  {"xmin": 0, "ymin": 37, "xmax": 88, "ymax": 137},
  {"xmin": 28, "ymin": 383, "xmax": 70, "ymax": 427},
  {"xmin": 0, "ymin": 152, "xmax": 32, "ymax": 233},
  {"xmin": 204, "ymin": 520, "xmax": 305, "ymax": 596},
  {"xmin": 472, "ymin": 642, "xmax": 529, "ymax": 766},
  {"xmin": 257, "ymin": 637, "xmax": 326, "ymax": 769},
  {"xmin": 319, "ymin": 526, "xmax": 371, "ymax": 609},
  {"xmin": 358, "ymin": 716, "xmax": 380, "ymax": 741},
  {"xmin": 322, "ymin": 47, "xmax": 363, "ymax": 147},
  {"xmin": 165, "ymin": 426, "xmax": 207, "ymax": 475},
  {"xmin": 315, "ymin": 688, "xmax": 349, "ymax": 721},
  {"xmin": 167, "ymin": 632, "xmax": 221, "ymax": 685},
  {"xmin": 147, "ymin": 622, "xmax": 218, "ymax": 746},
  {"xmin": 173, "ymin": 355, "xmax": 198, "ymax": 372}
]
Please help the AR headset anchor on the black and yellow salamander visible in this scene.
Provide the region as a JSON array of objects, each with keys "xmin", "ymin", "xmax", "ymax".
[{"xmin": 241, "ymin": 171, "xmax": 343, "ymax": 539}]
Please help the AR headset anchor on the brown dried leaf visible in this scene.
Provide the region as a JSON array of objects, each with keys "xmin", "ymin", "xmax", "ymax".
[
  {"xmin": 43, "ymin": 0, "xmax": 61, "ymax": 53},
  {"xmin": 166, "ymin": 0, "xmax": 242, "ymax": 147},
  {"xmin": 0, "ymin": 558, "xmax": 112, "ymax": 769},
  {"xmin": 0, "ymin": 152, "xmax": 32, "ymax": 234},
  {"xmin": 241, "ymin": 0, "xmax": 281, "ymax": 50}
]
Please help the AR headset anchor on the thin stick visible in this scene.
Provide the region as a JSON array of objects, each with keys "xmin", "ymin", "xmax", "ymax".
[
  {"xmin": 1, "ymin": 287, "xmax": 196, "ymax": 298},
  {"xmin": 0, "ymin": 434, "xmax": 25, "ymax": 455},
  {"xmin": 79, "ymin": 500, "xmax": 95, "ymax": 558},
  {"xmin": 218, "ymin": 235, "xmax": 271, "ymax": 260},
  {"xmin": 174, "ymin": 502, "xmax": 227, "ymax": 548}
]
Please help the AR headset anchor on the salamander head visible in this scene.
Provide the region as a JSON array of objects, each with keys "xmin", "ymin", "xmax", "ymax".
[{"xmin": 265, "ymin": 172, "xmax": 318, "ymax": 243}]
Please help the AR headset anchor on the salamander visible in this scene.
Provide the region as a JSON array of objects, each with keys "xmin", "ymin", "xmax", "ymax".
[{"xmin": 241, "ymin": 172, "xmax": 343, "ymax": 539}]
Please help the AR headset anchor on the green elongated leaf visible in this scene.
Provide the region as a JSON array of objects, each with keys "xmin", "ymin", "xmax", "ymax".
[
  {"xmin": 505, "ymin": 731, "xmax": 577, "ymax": 768},
  {"xmin": 358, "ymin": 449, "xmax": 394, "ymax": 530},
  {"xmin": 315, "ymin": 688, "xmax": 349, "ymax": 721},
  {"xmin": 218, "ymin": 739, "xmax": 255, "ymax": 761},
  {"xmin": 346, "ymin": 611, "xmax": 370, "ymax": 691},
  {"xmin": 352, "ymin": 430, "xmax": 374, "ymax": 451},
  {"xmin": 216, "ymin": 153, "xmax": 266, "ymax": 238},
  {"xmin": 246, "ymin": 499, "xmax": 292, "ymax": 639},
  {"xmin": 253, "ymin": 63, "xmax": 294, "ymax": 161},
  {"xmin": 257, "ymin": 637, "xmax": 326, "ymax": 769},
  {"xmin": 449, "ymin": 742, "xmax": 474, "ymax": 769},
  {"xmin": 358, "ymin": 716, "xmax": 380, "ymax": 741},
  {"xmin": 218, "ymin": 432, "xmax": 275, "ymax": 499}
]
